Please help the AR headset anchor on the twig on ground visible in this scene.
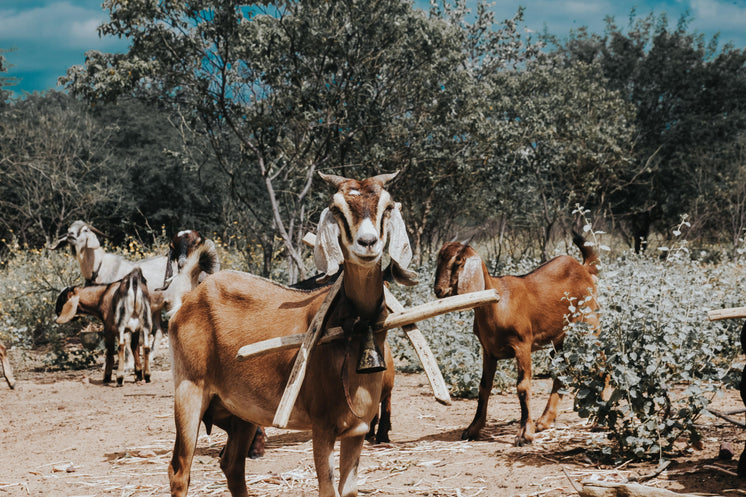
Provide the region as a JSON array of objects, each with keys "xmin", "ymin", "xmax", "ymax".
[
  {"xmin": 562, "ymin": 466, "xmax": 582, "ymax": 496},
  {"xmin": 628, "ymin": 460, "xmax": 671, "ymax": 483},
  {"xmin": 707, "ymin": 408, "xmax": 746, "ymax": 428}
]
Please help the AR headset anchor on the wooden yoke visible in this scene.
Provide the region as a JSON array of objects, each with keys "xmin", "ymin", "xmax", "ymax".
[
  {"xmin": 272, "ymin": 274, "xmax": 344, "ymax": 428},
  {"xmin": 708, "ymin": 307, "xmax": 746, "ymax": 321},
  {"xmin": 238, "ymin": 233, "xmax": 498, "ymax": 407}
]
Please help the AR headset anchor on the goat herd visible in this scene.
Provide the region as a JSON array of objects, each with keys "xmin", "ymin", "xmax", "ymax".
[{"xmin": 2, "ymin": 172, "xmax": 625, "ymax": 497}]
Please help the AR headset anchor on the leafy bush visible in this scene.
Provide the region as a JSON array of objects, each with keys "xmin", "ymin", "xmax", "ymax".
[{"xmin": 551, "ymin": 224, "xmax": 743, "ymax": 459}]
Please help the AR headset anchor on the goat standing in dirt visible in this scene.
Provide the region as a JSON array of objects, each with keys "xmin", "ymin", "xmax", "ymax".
[
  {"xmin": 167, "ymin": 171, "xmax": 417, "ymax": 497},
  {"xmin": 434, "ymin": 232, "xmax": 602, "ymax": 445},
  {"xmin": 55, "ymin": 268, "xmax": 154, "ymax": 386}
]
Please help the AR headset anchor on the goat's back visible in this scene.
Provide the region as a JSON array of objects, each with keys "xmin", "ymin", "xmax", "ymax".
[
  {"xmin": 487, "ymin": 255, "xmax": 598, "ymax": 348},
  {"xmin": 169, "ymin": 270, "xmax": 385, "ymax": 431},
  {"xmin": 99, "ymin": 253, "xmax": 168, "ymax": 293}
]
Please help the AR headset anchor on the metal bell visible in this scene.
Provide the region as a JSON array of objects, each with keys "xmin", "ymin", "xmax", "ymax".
[{"xmin": 356, "ymin": 325, "xmax": 386, "ymax": 374}]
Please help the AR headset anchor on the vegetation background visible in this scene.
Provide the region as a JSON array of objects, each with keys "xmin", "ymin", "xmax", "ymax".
[{"xmin": 1, "ymin": 0, "xmax": 746, "ymax": 461}]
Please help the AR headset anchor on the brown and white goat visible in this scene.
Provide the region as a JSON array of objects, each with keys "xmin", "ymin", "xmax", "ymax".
[
  {"xmin": 151, "ymin": 230, "xmax": 220, "ymax": 319},
  {"xmin": 167, "ymin": 171, "xmax": 417, "ymax": 497},
  {"xmin": 55, "ymin": 268, "xmax": 154, "ymax": 386},
  {"xmin": 50, "ymin": 220, "xmax": 168, "ymax": 349},
  {"xmin": 433, "ymin": 232, "xmax": 601, "ymax": 445},
  {"xmin": 0, "ymin": 342, "xmax": 16, "ymax": 389}
]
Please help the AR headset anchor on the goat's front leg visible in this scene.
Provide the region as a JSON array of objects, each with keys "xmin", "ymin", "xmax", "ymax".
[
  {"xmin": 219, "ymin": 417, "xmax": 256, "ymax": 497},
  {"xmin": 117, "ymin": 329, "xmax": 130, "ymax": 386},
  {"xmin": 312, "ymin": 426, "xmax": 339, "ymax": 497},
  {"xmin": 462, "ymin": 350, "xmax": 497, "ymax": 440},
  {"xmin": 169, "ymin": 380, "xmax": 205, "ymax": 497},
  {"xmin": 339, "ymin": 434, "xmax": 365, "ymax": 497},
  {"xmin": 514, "ymin": 342, "xmax": 535, "ymax": 446},
  {"xmin": 103, "ymin": 332, "xmax": 115, "ymax": 384}
]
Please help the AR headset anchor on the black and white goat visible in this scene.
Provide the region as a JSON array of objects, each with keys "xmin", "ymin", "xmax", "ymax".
[{"xmin": 55, "ymin": 267, "xmax": 154, "ymax": 386}]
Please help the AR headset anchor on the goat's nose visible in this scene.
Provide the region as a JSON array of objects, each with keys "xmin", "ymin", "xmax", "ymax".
[
  {"xmin": 434, "ymin": 287, "xmax": 451, "ymax": 299},
  {"xmin": 357, "ymin": 233, "xmax": 378, "ymax": 248}
]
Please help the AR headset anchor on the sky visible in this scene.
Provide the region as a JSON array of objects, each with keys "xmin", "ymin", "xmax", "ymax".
[{"xmin": 1, "ymin": 0, "xmax": 745, "ymax": 96}]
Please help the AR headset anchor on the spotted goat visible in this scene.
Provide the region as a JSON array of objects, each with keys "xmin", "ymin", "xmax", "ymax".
[{"xmin": 55, "ymin": 267, "xmax": 154, "ymax": 386}]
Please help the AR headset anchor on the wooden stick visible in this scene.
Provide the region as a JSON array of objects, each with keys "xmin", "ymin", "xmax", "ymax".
[
  {"xmin": 236, "ymin": 289, "xmax": 499, "ymax": 360},
  {"xmin": 707, "ymin": 307, "xmax": 746, "ymax": 321},
  {"xmin": 272, "ymin": 274, "xmax": 344, "ymax": 428},
  {"xmin": 707, "ymin": 407, "xmax": 746, "ymax": 428},
  {"xmin": 384, "ymin": 286, "xmax": 451, "ymax": 406}
]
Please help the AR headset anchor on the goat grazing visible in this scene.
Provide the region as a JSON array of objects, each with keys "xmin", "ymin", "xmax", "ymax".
[
  {"xmin": 55, "ymin": 267, "xmax": 154, "ymax": 386},
  {"xmin": 433, "ymin": 232, "xmax": 601, "ymax": 445},
  {"xmin": 167, "ymin": 171, "xmax": 417, "ymax": 497},
  {"xmin": 0, "ymin": 342, "xmax": 16, "ymax": 389}
]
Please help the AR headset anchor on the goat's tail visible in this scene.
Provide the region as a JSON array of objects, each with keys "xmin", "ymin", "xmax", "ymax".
[{"xmin": 572, "ymin": 231, "xmax": 600, "ymax": 276}]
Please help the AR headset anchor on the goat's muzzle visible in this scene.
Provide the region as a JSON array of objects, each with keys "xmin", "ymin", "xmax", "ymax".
[
  {"xmin": 350, "ymin": 318, "xmax": 386, "ymax": 374},
  {"xmin": 434, "ymin": 286, "xmax": 452, "ymax": 299}
]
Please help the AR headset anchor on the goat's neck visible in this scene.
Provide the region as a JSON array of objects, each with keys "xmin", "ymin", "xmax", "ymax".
[
  {"xmin": 76, "ymin": 285, "xmax": 110, "ymax": 320},
  {"xmin": 342, "ymin": 262, "xmax": 384, "ymax": 320},
  {"xmin": 78, "ymin": 247, "xmax": 103, "ymax": 282}
]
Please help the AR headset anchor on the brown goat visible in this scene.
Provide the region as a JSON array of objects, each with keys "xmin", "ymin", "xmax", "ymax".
[
  {"xmin": 433, "ymin": 232, "xmax": 600, "ymax": 445},
  {"xmin": 0, "ymin": 342, "xmax": 16, "ymax": 389},
  {"xmin": 55, "ymin": 267, "xmax": 154, "ymax": 386},
  {"xmin": 168, "ymin": 172, "xmax": 417, "ymax": 497}
]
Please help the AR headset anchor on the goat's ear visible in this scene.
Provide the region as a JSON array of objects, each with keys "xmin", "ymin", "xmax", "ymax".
[
  {"xmin": 55, "ymin": 295, "xmax": 80, "ymax": 324},
  {"xmin": 314, "ymin": 208, "xmax": 344, "ymax": 281},
  {"xmin": 83, "ymin": 230, "xmax": 100, "ymax": 250},
  {"xmin": 386, "ymin": 206, "xmax": 417, "ymax": 283},
  {"xmin": 200, "ymin": 239, "xmax": 220, "ymax": 274},
  {"xmin": 164, "ymin": 246, "xmax": 175, "ymax": 284},
  {"xmin": 457, "ymin": 256, "xmax": 485, "ymax": 294}
]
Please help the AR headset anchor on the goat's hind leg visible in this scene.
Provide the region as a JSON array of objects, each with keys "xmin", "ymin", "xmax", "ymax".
[
  {"xmin": 117, "ymin": 329, "xmax": 130, "ymax": 386},
  {"xmin": 536, "ymin": 346, "xmax": 563, "ymax": 432},
  {"xmin": 169, "ymin": 380, "xmax": 206, "ymax": 497},
  {"xmin": 219, "ymin": 418, "xmax": 257, "ymax": 497},
  {"xmin": 103, "ymin": 333, "xmax": 115, "ymax": 384},
  {"xmin": 514, "ymin": 342, "xmax": 536, "ymax": 446}
]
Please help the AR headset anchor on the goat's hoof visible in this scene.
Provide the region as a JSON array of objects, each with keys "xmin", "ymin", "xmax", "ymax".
[
  {"xmin": 103, "ymin": 376, "xmax": 112, "ymax": 384},
  {"xmin": 144, "ymin": 375, "xmax": 151, "ymax": 383},
  {"xmin": 135, "ymin": 370, "xmax": 143, "ymax": 381},
  {"xmin": 116, "ymin": 377, "xmax": 124, "ymax": 386},
  {"xmin": 377, "ymin": 433, "xmax": 391, "ymax": 444},
  {"xmin": 514, "ymin": 433, "xmax": 534, "ymax": 447},
  {"xmin": 461, "ymin": 429, "xmax": 479, "ymax": 441}
]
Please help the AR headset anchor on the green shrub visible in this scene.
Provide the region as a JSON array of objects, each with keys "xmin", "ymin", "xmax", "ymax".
[{"xmin": 551, "ymin": 223, "xmax": 743, "ymax": 459}]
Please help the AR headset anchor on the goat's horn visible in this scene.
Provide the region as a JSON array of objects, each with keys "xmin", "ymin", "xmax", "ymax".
[
  {"xmin": 370, "ymin": 170, "xmax": 400, "ymax": 186},
  {"xmin": 87, "ymin": 224, "xmax": 108, "ymax": 238},
  {"xmin": 318, "ymin": 171, "xmax": 350, "ymax": 188}
]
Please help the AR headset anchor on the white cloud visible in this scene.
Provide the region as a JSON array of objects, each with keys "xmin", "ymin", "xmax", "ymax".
[
  {"xmin": 0, "ymin": 1, "xmax": 116, "ymax": 50},
  {"xmin": 689, "ymin": 0, "xmax": 746, "ymax": 34}
]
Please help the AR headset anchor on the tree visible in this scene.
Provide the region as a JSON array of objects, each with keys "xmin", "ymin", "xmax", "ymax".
[
  {"xmin": 0, "ymin": 92, "xmax": 123, "ymax": 248},
  {"xmin": 548, "ymin": 13, "xmax": 746, "ymax": 251}
]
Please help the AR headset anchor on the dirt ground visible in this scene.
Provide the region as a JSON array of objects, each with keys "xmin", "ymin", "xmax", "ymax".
[{"xmin": 1, "ymin": 347, "xmax": 745, "ymax": 497}]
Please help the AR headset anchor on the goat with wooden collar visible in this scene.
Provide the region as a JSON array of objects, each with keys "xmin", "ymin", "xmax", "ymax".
[
  {"xmin": 55, "ymin": 267, "xmax": 154, "ymax": 386},
  {"xmin": 167, "ymin": 171, "xmax": 417, "ymax": 497}
]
